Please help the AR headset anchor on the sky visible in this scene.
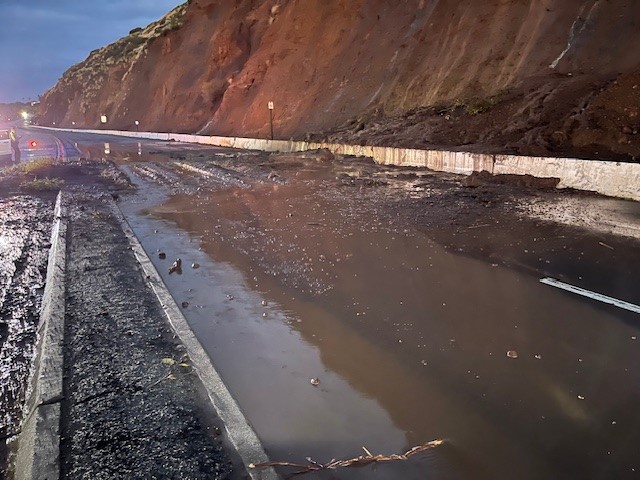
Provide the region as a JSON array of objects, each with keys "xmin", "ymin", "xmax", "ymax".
[{"xmin": 0, "ymin": 0, "xmax": 182, "ymax": 103}]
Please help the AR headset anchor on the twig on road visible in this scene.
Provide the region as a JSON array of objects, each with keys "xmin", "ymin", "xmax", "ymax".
[{"xmin": 249, "ymin": 440, "xmax": 444, "ymax": 477}]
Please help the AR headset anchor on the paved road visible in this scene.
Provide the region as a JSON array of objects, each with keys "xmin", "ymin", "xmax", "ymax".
[{"xmin": 38, "ymin": 128, "xmax": 640, "ymax": 480}]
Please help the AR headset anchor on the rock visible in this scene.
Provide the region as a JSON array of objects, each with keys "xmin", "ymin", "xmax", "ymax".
[
  {"xmin": 310, "ymin": 378, "xmax": 320, "ymax": 386},
  {"xmin": 506, "ymin": 350, "xmax": 518, "ymax": 359},
  {"xmin": 169, "ymin": 258, "xmax": 182, "ymax": 275},
  {"xmin": 158, "ymin": 252, "xmax": 166, "ymax": 259},
  {"xmin": 181, "ymin": 301, "xmax": 189, "ymax": 308},
  {"xmin": 191, "ymin": 262, "xmax": 200, "ymax": 269}
]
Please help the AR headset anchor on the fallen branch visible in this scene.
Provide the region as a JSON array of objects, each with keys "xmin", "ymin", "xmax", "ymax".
[{"xmin": 250, "ymin": 440, "xmax": 444, "ymax": 476}]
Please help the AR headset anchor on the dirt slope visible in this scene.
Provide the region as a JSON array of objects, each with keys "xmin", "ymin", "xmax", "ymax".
[{"xmin": 39, "ymin": 0, "xmax": 640, "ymax": 160}]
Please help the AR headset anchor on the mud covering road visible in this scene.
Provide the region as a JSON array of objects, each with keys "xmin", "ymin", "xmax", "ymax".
[
  {"xmin": 3, "ymin": 130, "xmax": 640, "ymax": 479},
  {"xmin": 0, "ymin": 196, "xmax": 53, "ymax": 475},
  {"xmin": 59, "ymin": 190, "xmax": 237, "ymax": 479},
  {"xmin": 78, "ymin": 134, "xmax": 639, "ymax": 480},
  {"xmin": 1, "ymin": 151, "xmax": 249, "ymax": 478}
]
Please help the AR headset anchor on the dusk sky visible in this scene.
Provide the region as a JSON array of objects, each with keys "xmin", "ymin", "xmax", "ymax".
[{"xmin": 0, "ymin": 0, "xmax": 182, "ymax": 103}]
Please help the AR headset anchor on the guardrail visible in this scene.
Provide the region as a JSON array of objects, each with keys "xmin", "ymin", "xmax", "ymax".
[{"xmin": 38, "ymin": 127, "xmax": 640, "ymax": 201}]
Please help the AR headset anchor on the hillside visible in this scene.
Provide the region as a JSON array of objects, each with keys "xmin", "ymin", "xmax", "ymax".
[{"xmin": 39, "ymin": 0, "xmax": 640, "ymax": 160}]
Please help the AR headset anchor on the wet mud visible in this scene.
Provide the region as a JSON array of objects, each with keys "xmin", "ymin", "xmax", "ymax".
[
  {"xmin": 89, "ymin": 136, "xmax": 640, "ymax": 480},
  {"xmin": 0, "ymin": 195, "xmax": 53, "ymax": 476},
  {"xmin": 0, "ymin": 116, "xmax": 633, "ymax": 477},
  {"xmin": 60, "ymin": 191, "xmax": 238, "ymax": 479},
  {"xmin": 1, "ymin": 143, "xmax": 247, "ymax": 478}
]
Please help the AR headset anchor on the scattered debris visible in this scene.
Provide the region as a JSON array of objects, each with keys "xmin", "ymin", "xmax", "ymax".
[
  {"xmin": 506, "ymin": 350, "xmax": 519, "ymax": 359},
  {"xmin": 169, "ymin": 258, "xmax": 182, "ymax": 274},
  {"xmin": 181, "ymin": 301, "xmax": 189, "ymax": 308},
  {"xmin": 599, "ymin": 241, "xmax": 614, "ymax": 250},
  {"xmin": 226, "ymin": 294, "xmax": 234, "ymax": 300},
  {"xmin": 534, "ymin": 354, "xmax": 542, "ymax": 360},
  {"xmin": 310, "ymin": 378, "xmax": 320, "ymax": 386},
  {"xmin": 161, "ymin": 358, "xmax": 176, "ymax": 366},
  {"xmin": 250, "ymin": 440, "xmax": 444, "ymax": 476},
  {"xmin": 261, "ymin": 300, "xmax": 268, "ymax": 306},
  {"xmin": 191, "ymin": 262, "xmax": 200, "ymax": 269}
]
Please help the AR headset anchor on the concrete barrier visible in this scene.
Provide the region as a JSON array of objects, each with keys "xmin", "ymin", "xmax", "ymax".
[
  {"xmin": 494, "ymin": 154, "xmax": 640, "ymax": 200},
  {"xmin": 36, "ymin": 126, "xmax": 640, "ymax": 201},
  {"xmin": 13, "ymin": 192, "xmax": 67, "ymax": 480}
]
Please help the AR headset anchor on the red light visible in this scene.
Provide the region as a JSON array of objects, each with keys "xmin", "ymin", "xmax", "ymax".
[{"xmin": 29, "ymin": 140, "xmax": 38, "ymax": 148}]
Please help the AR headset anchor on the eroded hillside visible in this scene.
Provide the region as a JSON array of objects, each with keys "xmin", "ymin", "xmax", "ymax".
[{"xmin": 39, "ymin": 0, "xmax": 640, "ymax": 160}]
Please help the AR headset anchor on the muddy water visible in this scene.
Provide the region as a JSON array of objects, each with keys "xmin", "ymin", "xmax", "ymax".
[{"xmin": 114, "ymin": 159, "xmax": 640, "ymax": 480}]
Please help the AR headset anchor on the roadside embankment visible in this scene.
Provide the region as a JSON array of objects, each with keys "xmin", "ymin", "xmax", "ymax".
[
  {"xmin": 38, "ymin": 127, "xmax": 640, "ymax": 201},
  {"xmin": 11, "ymin": 189, "xmax": 276, "ymax": 479}
]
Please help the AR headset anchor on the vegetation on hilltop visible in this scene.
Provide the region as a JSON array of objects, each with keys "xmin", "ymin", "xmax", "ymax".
[{"xmin": 44, "ymin": 3, "xmax": 188, "ymax": 113}]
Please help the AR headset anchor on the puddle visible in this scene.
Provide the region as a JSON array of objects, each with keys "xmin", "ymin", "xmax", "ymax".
[{"xmin": 119, "ymin": 165, "xmax": 640, "ymax": 479}]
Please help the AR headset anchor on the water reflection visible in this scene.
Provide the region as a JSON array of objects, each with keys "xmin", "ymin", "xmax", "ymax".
[
  {"xmin": 114, "ymin": 150, "xmax": 640, "ymax": 479},
  {"xmin": 146, "ymin": 186, "xmax": 640, "ymax": 479}
]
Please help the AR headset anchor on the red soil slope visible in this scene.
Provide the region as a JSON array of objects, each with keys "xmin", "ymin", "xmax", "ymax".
[{"xmin": 39, "ymin": 0, "xmax": 640, "ymax": 160}]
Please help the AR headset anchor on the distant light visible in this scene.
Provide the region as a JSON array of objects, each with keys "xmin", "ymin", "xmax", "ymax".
[{"xmin": 20, "ymin": 111, "xmax": 29, "ymax": 120}]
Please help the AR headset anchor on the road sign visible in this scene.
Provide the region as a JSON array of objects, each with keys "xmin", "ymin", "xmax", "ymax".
[{"xmin": 268, "ymin": 101, "xmax": 274, "ymax": 110}]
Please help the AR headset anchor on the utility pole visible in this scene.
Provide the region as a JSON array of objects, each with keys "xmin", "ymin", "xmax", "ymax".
[{"xmin": 268, "ymin": 101, "xmax": 274, "ymax": 140}]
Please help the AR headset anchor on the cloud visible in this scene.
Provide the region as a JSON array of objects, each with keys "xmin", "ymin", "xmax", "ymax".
[{"xmin": 0, "ymin": 0, "xmax": 182, "ymax": 102}]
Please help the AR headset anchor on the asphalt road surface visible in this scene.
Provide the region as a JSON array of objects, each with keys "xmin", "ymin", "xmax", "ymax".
[{"xmin": 24, "ymin": 128, "xmax": 640, "ymax": 479}]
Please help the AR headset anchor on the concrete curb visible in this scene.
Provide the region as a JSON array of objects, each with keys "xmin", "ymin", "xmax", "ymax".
[
  {"xmin": 108, "ymin": 199, "xmax": 279, "ymax": 480},
  {"xmin": 13, "ymin": 191, "xmax": 67, "ymax": 480}
]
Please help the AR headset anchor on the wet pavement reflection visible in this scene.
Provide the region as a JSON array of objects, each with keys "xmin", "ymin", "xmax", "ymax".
[
  {"xmin": 0, "ymin": 197, "xmax": 52, "ymax": 474},
  {"xmin": 104, "ymin": 139, "xmax": 640, "ymax": 479}
]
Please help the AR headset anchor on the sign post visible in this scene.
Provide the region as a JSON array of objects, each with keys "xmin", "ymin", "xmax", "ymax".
[{"xmin": 268, "ymin": 101, "xmax": 274, "ymax": 140}]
